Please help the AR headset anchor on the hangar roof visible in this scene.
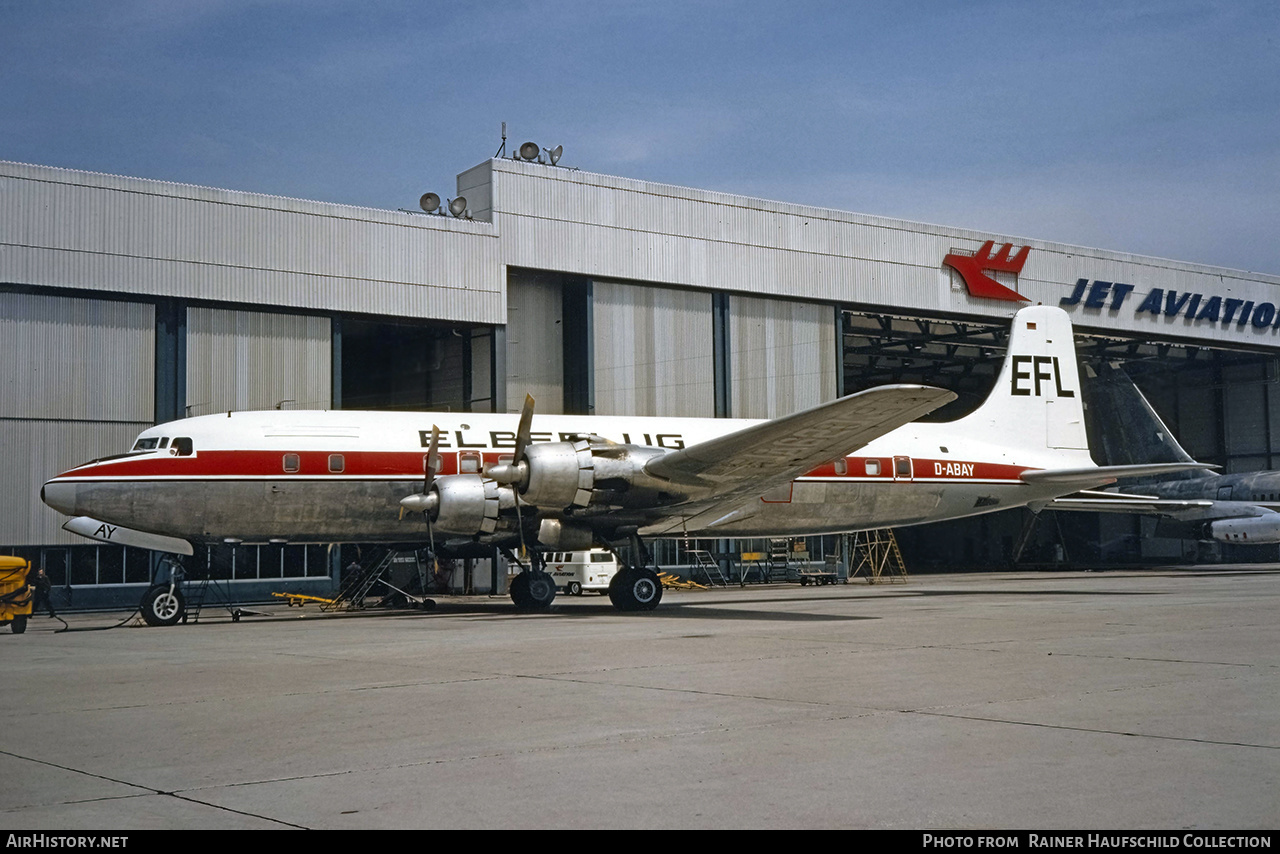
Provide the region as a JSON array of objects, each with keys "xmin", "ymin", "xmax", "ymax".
[{"xmin": 5, "ymin": 156, "xmax": 1280, "ymax": 350}]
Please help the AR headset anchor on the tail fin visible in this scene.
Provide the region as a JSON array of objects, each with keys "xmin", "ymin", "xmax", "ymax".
[{"xmin": 951, "ymin": 305, "xmax": 1091, "ymax": 463}]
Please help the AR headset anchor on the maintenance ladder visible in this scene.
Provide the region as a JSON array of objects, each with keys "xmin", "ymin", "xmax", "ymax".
[
  {"xmin": 323, "ymin": 548, "xmax": 396, "ymax": 611},
  {"xmin": 686, "ymin": 549, "xmax": 729, "ymax": 587},
  {"xmin": 848, "ymin": 529, "xmax": 907, "ymax": 584}
]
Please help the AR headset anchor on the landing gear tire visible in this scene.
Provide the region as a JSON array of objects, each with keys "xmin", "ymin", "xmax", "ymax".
[
  {"xmin": 510, "ymin": 572, "xmax": 556, "ymax": 610},
  {"xmin": 567, "ymin": 581, "xmax": 582, "ymax": 596},
  {"xmin": 608, "ymin": 567, "xmax": 662, "ymax": 612},
  {"xmin": 141, "ymin": 586, "xmax": 186, "ymax": 627},
  {"xmin": 11, "ymin": 614, "xmax": 27, "ymax": 634}
]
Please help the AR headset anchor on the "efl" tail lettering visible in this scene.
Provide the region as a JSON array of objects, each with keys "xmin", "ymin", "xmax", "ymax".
[{"xmin": 1010, "ymin": 355, "xmax": 1075, "ymax": 398}]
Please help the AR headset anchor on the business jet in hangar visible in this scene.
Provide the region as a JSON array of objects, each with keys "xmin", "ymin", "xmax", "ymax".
[{"xmin": 43, "ymin": 305, "xmax": 1205, "ymax": 620}]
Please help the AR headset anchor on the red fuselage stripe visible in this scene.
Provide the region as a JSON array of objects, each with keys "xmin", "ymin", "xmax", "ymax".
[{"xmin": 54, "ymin": 450, "xmax": 1034, "ymax": 483}]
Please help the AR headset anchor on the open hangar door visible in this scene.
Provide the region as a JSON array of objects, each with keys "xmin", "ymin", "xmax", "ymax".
[
  {"xmin": 337, "ymin": 317, "xmax": 498, "ymax": 414},
  {"xmin": 838, "ymin": 307, "xmax": 1280, "ymax": 568}
]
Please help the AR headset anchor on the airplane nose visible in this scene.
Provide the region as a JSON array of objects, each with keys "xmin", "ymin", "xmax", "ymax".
[{"xmin": 41, "ymin": 481, "xmax": 77, "ymax": 516}]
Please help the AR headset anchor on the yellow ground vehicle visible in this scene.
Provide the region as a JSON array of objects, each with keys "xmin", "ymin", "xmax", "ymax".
[{"xmin": 0, "ymin": 556, "xmax": 34, "ymax": 634}]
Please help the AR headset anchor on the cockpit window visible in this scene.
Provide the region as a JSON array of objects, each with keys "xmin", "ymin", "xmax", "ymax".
[
  {"xmin": 159, "ymin": 437, "xmax": 170, "ymax": 449},
  {"xmin": 132, "ymin": 437, "xmax": 160, "ymax": 451},
  {"xmin": 173, "ymin": 437, "xmax": 194, "ymax": 456}
]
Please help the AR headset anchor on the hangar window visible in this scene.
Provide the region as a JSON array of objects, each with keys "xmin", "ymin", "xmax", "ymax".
[
  {"xmin": 283, "ymin": 454, "xmax": 301, "ymax": 473},
  {"xmin": 328, "ymin": 454, "xmax": 345, "ymax": 473},
  {"xmin": 865, "ymin": 460, "xmax": 881, "ymax": 476}
]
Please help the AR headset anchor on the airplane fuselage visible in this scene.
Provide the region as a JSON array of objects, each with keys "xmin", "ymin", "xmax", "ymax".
[{"xmin": 43, "ymin": 408, "xmax": 1085, "ymax": 547}]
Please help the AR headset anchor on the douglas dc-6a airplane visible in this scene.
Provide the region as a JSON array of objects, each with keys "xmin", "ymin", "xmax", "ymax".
[{"xmin": 42, "ymin": 305, "xmax": 1204, "ymax": 619}]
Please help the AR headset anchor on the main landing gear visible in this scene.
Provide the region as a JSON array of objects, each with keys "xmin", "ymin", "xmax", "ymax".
[
  {"xmin": 503, "ymin": 548, "xmax": 557, "ymax": 611},
  {"xmin": 606, "ymin": 531, "xmax": 662, "ymax": 612},
  {"xmin": 503, "ymin": 532, "xmax": 664, "ymax": 613},
  {"xmin": 608, "ymin": 566, "xmax": 662, "ymax": 612}
]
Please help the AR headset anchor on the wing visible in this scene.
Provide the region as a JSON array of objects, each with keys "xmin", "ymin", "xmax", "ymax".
[{"xmin": 638, "ymin": 384, "xmax": 956, "ymax": 533}]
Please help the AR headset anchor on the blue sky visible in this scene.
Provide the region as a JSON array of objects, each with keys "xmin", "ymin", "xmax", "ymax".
[{"xmin": 3, "ymin": 1, "xmax": 1278, "ymax": 274}]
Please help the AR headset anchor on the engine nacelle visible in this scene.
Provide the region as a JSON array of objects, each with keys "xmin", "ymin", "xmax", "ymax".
[
  {"xmin": 521, "ymin": 441, "xmax": 595, "ymax": 508},
  {"xmin": 537, "ymin": 518, "xmax": 595, "ymax": 551},
  {"xmin": 1206, "ymin": 514, "xmax": 1280, "ymax": 544},
  {"xmin": 432, "ymin": 474, "xmax": 501, "ymax": 536},
  {"xmin": 516, "ymin": 440, "xmax": 684, "ymax": 512}
]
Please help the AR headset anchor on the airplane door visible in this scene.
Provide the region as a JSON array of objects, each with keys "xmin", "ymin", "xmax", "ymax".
[{"xmin": 893, "ymin": 456, "xmax": 913, "ymax": 481}]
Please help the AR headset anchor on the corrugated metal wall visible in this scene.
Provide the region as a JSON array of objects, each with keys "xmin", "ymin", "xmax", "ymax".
[
  {"xmin": 729, "ymin": 296, "xmax": 837, "ymax": 419},
  {"xmin": 0, "ymin": 160, "xmax": 504, "ymax": 324},
  {"xmin": 491, "ymin": 158, "xmax": 1280, "ymax": 348},
  {"xmin": 0, "ymin": 292, "xmax": 154, "ymax": 544},
  {"xmin": 186, "ymin": 307, "xmax": 332, "ymax": 414},
  {"xmin": 506, "ymin": 272, "xmax": 564, "ymax": 414},
  {"xmin": 592, "ymin": 281, "xmax": 714, "ymax": 417}
]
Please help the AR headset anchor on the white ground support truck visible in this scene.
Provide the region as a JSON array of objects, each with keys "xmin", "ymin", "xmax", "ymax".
[{"xmin": 545, "ymin": 551, "xmax": 619, "ymax": 595}]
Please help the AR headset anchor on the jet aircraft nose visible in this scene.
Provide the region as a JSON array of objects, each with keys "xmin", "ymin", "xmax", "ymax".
[{"xmin": 41, "ymin": 480, "xmax": 77, "ymax": 516}]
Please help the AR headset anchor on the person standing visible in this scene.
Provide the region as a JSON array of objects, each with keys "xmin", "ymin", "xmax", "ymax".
[{"xmin": 31, "ymin": 567, "xmax": 56, "ymax": 618}]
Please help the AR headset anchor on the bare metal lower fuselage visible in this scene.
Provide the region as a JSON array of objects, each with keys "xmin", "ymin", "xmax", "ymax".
[{"xmin": 48, "ymin": 474, "xmax": 1066, "ymax": 547}]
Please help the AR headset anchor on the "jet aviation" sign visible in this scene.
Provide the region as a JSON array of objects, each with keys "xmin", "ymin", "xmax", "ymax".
[{"xmin": 1060, "ymin": 279, "xmax": 1280, "ymax": 335}]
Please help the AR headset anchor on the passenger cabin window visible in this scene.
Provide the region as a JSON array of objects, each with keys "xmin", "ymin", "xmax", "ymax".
[
  {"xmin": 459, "ymin": 451, "xmax": 482, "ymax": 474},
  {"xmin": 173, "ymin": 437, "xmax": 193, "ymax": 456},
  {"xmin": 865, "ymin": 460, "xmax": 881, "ymax": 476},
  {"xmin": 895, "ymin": 457, "xmax": 912, "ymax": 478},
  {"xmin": 423, "ymin": 454, "xmax": 441, "ymax": 475},
  {"xmin": 328, "ymin": 454, "xmax": 345, "ymax": 474},
  {"xmin": 283, "ymin": 454, "xmax": 301, "ymax": 473},
  {"xmin": 834, "ymin": 458, "xmax": 848, "ymax": 476}
]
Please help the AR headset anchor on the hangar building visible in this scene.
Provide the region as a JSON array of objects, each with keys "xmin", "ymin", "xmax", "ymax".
[{"xmin": 4, "ymin": 151, "xmax": 1280, "ymax": 607}]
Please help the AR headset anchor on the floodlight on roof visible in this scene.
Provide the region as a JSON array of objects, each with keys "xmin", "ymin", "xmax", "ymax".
[
  {"xmin": 419, "ymin": 192, "xmax": 441, "ymax": 214},
  {"xmin": 545, "ymin": 145, "xmax": 563, "ymax": 165},
  {"xmin": 448, "ymin": 197, "xmax": 468, "ymax": 217},
  {"xmin": 518, "ymin": 141, "xmax": 540, "ymax": 161}
]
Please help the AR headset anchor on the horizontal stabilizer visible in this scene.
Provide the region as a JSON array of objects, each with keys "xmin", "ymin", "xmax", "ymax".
[
  {"xmin": 1021, "ymin": 462, "xmax": 1217, "ymax": 487},
  {"xmin": 1052, "ymin": 493, "xmax": 1215, "ymax": 513}
]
